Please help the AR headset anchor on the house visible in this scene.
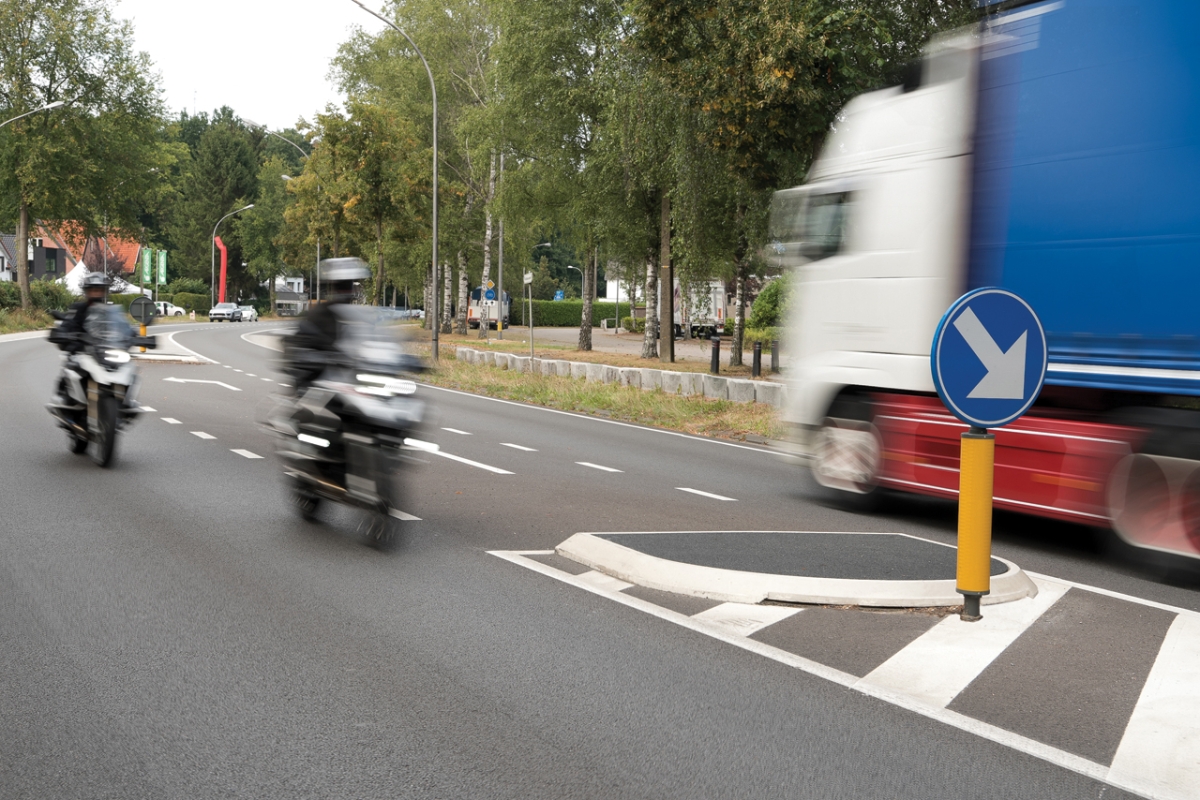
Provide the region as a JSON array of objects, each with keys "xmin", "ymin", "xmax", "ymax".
[
  {"xmin": 273, "ymin": 276, "xmax": 308, "ymax": 316},
  {"xmin": 0, "ymin": 234, "xmax": 15, "ymax": 282}
]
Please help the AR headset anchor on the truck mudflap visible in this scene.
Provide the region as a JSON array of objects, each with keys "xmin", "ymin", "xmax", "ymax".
[{"xmin": 866, "ymin": 394, "xmax": 1200, "ymax": 553}]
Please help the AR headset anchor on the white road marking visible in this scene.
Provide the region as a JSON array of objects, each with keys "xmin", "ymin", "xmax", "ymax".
[
  {"xmin": 441, "ymin": 427, "xmax": 472, "ymax": 435},
  {"xmin": 691, "ymin": 602, "xmax": 801, "ymax": 637},
  {"xmin": 223, "ymin": 365, "xmax": 232, "ymax": 368},
  {"xmin": 431, "ymin": 449, "xmax": 513, "ymax": 474},
  {"xmin": 278, "ymin": 383, "xmax": 291, "ymax": 387},
  {"xmin": 233, "ymin": 369, "xmax": 243, "ymax": 373},
  {"xmin": 139, "ymin": 406, "xmax": 156, "ymax": 412},
  {"xmin": 231, "ymin": 449, "xmax": 263, "ymax": 459},
  {"xmin": 677, "ymin": 487, "xmax": 737, "ymax": 501},
  {"xmin": 190, "ymin": 431, "xmax": 216, "ymax": 440},
  {"xmin": 163, "ymin": 377, "xmax": 242, "ymax": 392},
  {"xmin": 576, "ymin": 570, "xmax": 634, "ymax": 593},
  {"xmin": 859, "ymin": 578, "xmax": 1070, "ymax": 707},
  {"xmin": 500, "ymin": 443, "xmax": 537, "ymax": 452},
  {"xmin": 246, "ymin": 373, "xmax": 256, "ymax": 377},
  {"xmin": 1108, "ymin": 613, "xmax": 1200, "ymax": 800},
  {"xmin": 389, "ymin": 509, "xmax": 422, "ymax": 521},
  {"xmin": 577, "ymin": 461, "xmax": 623, "ymax": 473},
  {"xmin": 161, "ymin": 418, "xmax": 181, "ymax": 424},
  {"xmin": 262, "ymin": 377, "xmax": 273, "ymax": 382}
]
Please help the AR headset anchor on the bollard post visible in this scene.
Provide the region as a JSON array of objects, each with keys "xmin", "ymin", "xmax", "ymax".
[
  {"xmin": 752, "ymin": 341, "xmax": 762, "ymax": 378},
  {"xmin": 770, "ymin": 339, "xmax": 779, "ymax": 373},
  {"xmin": 710, "ymin": 336, "xmax": 721, "ymax": 375},
  {"xmin": 140, "ymin": 323, "xmax": 147, "ymax": 354},
  {"xmin": 957, "ymin": 426, "xmax": 995, "ymax": 621}
]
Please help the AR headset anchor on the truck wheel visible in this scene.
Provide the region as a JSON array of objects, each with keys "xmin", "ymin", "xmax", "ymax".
[{"xmin": 812, "ymin": 395, "xmax": 882, "ymax": 510}]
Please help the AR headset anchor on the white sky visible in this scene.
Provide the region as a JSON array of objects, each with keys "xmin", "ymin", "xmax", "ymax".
[{"xmin": 114, "ymin": 0, "xmax": 390, "ymax": 131}]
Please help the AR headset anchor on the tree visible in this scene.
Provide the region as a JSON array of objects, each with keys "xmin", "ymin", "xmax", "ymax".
[
  {"xmin": 0, "ymin": 0, "xmax": 165, "ymax": 309},
  {"xmin": 238, "ymin": 156, "xmax": 293, "ymax": 312}
]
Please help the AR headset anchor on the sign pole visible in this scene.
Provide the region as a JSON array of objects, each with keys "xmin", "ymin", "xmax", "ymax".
[{"xmin": 957, "ymin": 426, "xmax": 994, "ymax": 621}]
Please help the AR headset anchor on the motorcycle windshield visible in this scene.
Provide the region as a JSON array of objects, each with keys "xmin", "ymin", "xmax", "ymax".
[
  {"xmin": 334, "ymin": 306, "xmax": 422, "ymax": 374},
  {"xmin": 84, "ymin": 304, "xmax": 135, "ymax": 349}
]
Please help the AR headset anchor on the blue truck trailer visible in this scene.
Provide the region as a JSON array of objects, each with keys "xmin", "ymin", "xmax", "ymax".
[{"xmin": 771, "ymin": 0, "xmax": 1200, "ymax": 559}]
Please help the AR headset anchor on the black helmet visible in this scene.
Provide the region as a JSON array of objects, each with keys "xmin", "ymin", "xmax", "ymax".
[
  {"xmin": 319, "ymin": 257, "xmax": 368, "ymax": 303},
  {"xmin": 82, "ymin": 272, "xmax": 111, "ymax": 289}
]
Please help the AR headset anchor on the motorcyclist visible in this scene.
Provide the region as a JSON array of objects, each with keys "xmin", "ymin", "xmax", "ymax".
[
  {"xmin": 60, "ymin": 272, "xmax": 111, "ymax": 345},
  {"xmin": 284, "ymin": 257, "xmax": 370, "ymax": 391}
]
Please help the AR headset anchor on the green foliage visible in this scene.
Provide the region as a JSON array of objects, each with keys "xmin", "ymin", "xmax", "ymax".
[
  {"xmin": 511, "ymin": 300, "xmax": 623, "ymax": 327},
  {"xmin": 747, "ymin": 277, "xmax": 791, "ymax": 329},
  {"xmin": 171, "ymin": 292, "xmax": 210, "ymax": 315},
  {"xmin": 107, "ymin": 293, "xmax": 144, "ymax": 314},
  {"xmin": 166, "ymin": 277, "xmax": 207, "ymax": 296},
  {"xmin": 622, "ymin": 316, "xmax": 647, "ymax": 333},
  {"xmin": 29, "ymin": 280, "xmax": 74, "ymax": 312}
]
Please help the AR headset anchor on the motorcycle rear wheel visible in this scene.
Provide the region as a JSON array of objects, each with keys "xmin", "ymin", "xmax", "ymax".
[
  {"xmin": 291, "ymin": 481, "xmax": 321, "ymax": 521},
  {"xmin": 89, "ymin": 394, "xmax": 118, "ymax": 467}
]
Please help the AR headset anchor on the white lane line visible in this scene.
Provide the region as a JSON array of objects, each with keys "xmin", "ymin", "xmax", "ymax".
[
  {"xmin": 231, "ymin": 449, "xmax": 263, "ymax": 459},
  {"xmin": 262, "ymin": 377, "xmax": 273, "ymax": 382},
  {"xmin": 677, "ymin": 487, "xmax": 737, "ymax": 501},
  {"xmin": 223, "ymin": 364, "xmax": 232, "ymax": 369},
  {"xmin": 161, "ymin": 417, "xmax": 182, "ymax": 424},
  {"xmin": 431, "ymin": 449, "xmax": 513, "ymax": 474},
  {"xmin": 389, "ymin": 509, "xmax": 422, "ymax": 521},
  {"xmin": 163, "ymin": 377, "xmax": 242, "ymax": 392},
  {"xmin": 577, "ymin": 461, "xmax": 623, "ymax": 473},
  {"xmin": 576, "ymin": 570, "xmax": 634, "ymax": 593},
  {"xmin": 858, "ymin": 578, "xmax": 1070, "ymax": 708},
  {"xmin": 691, "ymin": 602, "xmax": 801, "ymax": 637},
  {"xmin": 1108, "ymin": 613, "xmax": 1200, "ymax": 800},
  {"xmin": 247, "ymin": 373, "xmax": 257, "ymax": 377},
  {"xmin": 500, "ymin": 443, "xmax": 538, "ymax": 452},
  {"xmin": 233, "ymin": 369, "xmax": 244, "ymax": 373},
  {"xmin": 278, "ymin": 383, "xmax": 291, "ymax": 387},
  {"xmin": 190, "ymin": 431, "xmax": 216, "ymax": 440},
  {"xmin": 441, "ymin": 427, "xmax": 472, "ymax": 435},
  {"xmin": 139, "ymin": 406, "xmax": 156, "ymax": 412}
]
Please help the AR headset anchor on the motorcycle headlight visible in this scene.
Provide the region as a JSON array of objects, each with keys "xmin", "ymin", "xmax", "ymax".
[
  {"xmin": 103, "ymin": 349, "xmax": 131, "ymax": 364},
  {"xmin": 356, "ymin": 374, "xmax": 417, "ymax": 396}
]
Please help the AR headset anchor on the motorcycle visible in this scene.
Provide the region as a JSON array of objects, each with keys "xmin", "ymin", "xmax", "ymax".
[
  {"xmin": 269, "ymin": 307, "xmax": 429, "ymax": 549},
  {"xmin": 47, "ymin": 304, "xmax": 156, "ymax": 467}
]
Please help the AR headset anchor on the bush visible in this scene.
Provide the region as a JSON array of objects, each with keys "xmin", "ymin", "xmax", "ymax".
[
  {"xmin": 510, "ymin": 300, "xmax": 623, "ymax": 327},
  {"xmin": 172, "ymin": 292, "xmax": 211, "ymax": 315},
  {"xmin": 30, "ymin": 280, "xmax": 74, "ymax": 312},
  {"xmin": 108, "ymin": 293, "xmax": 145, "ymax": 314},
  {"xmin": 167, "ymin": 278, "xmax": 207, "ymax": 296},
  {"xmin": 747, "ymin": 277, "xmax": 791, "ymax": 330},
  {"xmin": 0, "ymin": 282, "xmax": 20, "ymax": 310},
  {"xmin": 621, "ymin": 316, "xmax": 646, "ymax": 333}
]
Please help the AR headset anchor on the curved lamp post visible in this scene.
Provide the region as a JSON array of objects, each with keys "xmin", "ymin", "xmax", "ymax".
[
  {"xmin": 0, "ymin": 99, "xmax": 65, "ymax": 130},
  {"xmin": 210, "ymin": 204, "xmax": 254, "ymax": 307},
  {"xmin": 349, "ymin": 0, "xmax": 439, "ymax": 360}
]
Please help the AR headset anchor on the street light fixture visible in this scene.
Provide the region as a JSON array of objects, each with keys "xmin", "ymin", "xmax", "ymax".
[
  {"xmin": 210, "ymin": 204, "xmax": 254, "ymax": 307},
  {"xmin": 244, "ymin": 118, "xmax": 308, "ymax": 161},
  {"xmin": 0, "ymin": 99, "xmax": 66, "ymax": 130},
  {"xmin": 566, "ymin": 264, "xmax": 583, "ymax": 297},
  {"xmin": 349, "ymin": 0, "xmax": 439, "ymax": 360}
]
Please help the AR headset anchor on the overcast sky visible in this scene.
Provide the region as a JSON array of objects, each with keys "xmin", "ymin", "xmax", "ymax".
[{"xmin": 114, "ymin": 0, "xmax": 390, "ymax": 131}]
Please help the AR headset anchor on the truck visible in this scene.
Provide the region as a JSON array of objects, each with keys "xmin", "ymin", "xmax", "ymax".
[
  {"xmin": 771, "ymin": 0, "xmax": 1200, "ymax": 560},
  {"xmin": 466, "ymin": 287, "xmax": 510, "ymax": 329}
]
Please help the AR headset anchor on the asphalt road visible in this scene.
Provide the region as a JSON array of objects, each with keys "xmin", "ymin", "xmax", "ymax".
[{"xmin": 3, "ymin": 321, "xmax": 1195, "ymax": 799}]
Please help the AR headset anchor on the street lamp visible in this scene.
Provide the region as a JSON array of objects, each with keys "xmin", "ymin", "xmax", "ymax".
[
  {"xmin": 244, "ymin": 118, "xmax": 308, "ymax": 160},
  {"xmin": 349, "ymin": 0, "xmax": 439, "ymax": 360},
  {"xmin": 566, "ymin": 265, "xmax": 583, "ymax": 296},
  {"xmin": 210, "ymin": 204, "xmax": 254, "ymax": 307},
  {"xmin": 0, "ymin": 99, "xmax": 65, "ymax": 130}
]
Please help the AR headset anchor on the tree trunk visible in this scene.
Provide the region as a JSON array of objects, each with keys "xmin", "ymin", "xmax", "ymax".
[
  {"xmin": 477, "ymin": 152, "xmax": 497, "ymax": 338},
  {"xmin": 374, "ymin": 218, "xmax": 386, "ymax": 306},
  {"xmin": 454, "ymin": 252, "xmax": 469, "ymax": 335},
  {"xmin": 441, "ymin": 261, "xmax": 452, "ymax": 334},
  {"xmin": 730, "ymin": 271, "xmax": 746, "ymax": 367},
  {"xmin": 16, "ymin": 203, "xmax": 32, "ymax": 311},
  {"xmin": 578, "ymin": 248, "xmax": 593, "ymax": 351},
  {"xmin": 641, "ymin": 254, "xmax": 658, "ymax": 358},
  {"xmin": 659, "ymin": 192, "xmax": 674, "ymax": 362}
]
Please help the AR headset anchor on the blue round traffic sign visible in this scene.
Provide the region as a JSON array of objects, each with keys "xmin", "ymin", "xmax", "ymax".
[
  {"xmin": 931, "ymin": 287, "xmax": 1047, "ymax": 429},
  {"xmin": 484, "ymin": 288, "xmax": 497, "ymax": 301}
]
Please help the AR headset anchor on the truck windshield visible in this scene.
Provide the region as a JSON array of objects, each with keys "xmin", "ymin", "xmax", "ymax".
[{"xmin": 769, "ymin": 189, "xmax": 853, "ymax": 263}]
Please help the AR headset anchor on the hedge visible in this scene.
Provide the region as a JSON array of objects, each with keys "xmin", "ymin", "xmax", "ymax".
[
  {"xmin": 171, "ymin": 292, "xmax": 211, "ymax": 315},
  {"xmin": 510, "ymin": 300, "xmax": 627, "ymax": 327},
  {"xmin": 0, "ymin": 280, "xmax": 74, "ymax": 312}
]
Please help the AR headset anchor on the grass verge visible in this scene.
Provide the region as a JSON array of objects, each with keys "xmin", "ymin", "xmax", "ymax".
[
  {"xmin": 419, "ymin": 345, "xmax": 783, "ymax": 442},
  {"xmin": 0, "ymin": 308, "xmax": 53, "ymax": 335}
]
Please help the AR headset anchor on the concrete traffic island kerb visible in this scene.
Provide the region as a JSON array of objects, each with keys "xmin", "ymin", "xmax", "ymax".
[{"xmin": 556, "ymin": 530, "xmax": 1038, "ymax": 608}]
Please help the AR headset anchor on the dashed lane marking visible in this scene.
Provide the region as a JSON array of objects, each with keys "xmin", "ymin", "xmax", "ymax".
[
  {"xmin": 191, "ymin": 432, "xmax": 216, "ymax": 440},
  {"xmin": 262, "ymin": 378, "xmax": 273, "ymax": 382},
  {"xmin": 441, "ymin": 427, "xmax": 472, "ymax": 435},
  {"xmin": 389, "ymin": 509, "xmax": 422, "ymax": 521},
  {"xmin": 161, "ymin": 418, "xmax": 181, "ymax": 424},
  {"xmin": 139, "ymin": 406, "xmax": 156, "ymax": 412},
  {"xmin": 223, "ymin": 365, "xmax": 231, "ymax": 368},
  {"xmin": 677, "ymin": 487, "xmax": 737, "ymax": 501},
  {"xmin": 431, "ymin": 449, "xmax": 513, "ymax": 475},
  {"xmin": 234, "ymin": 369, "xmax": 244, "ymax": 373},
  {"xmin": 231, "ymin": 449, "xmax": 263, "ymax": 459},
  {"xmin": 501, "ymin": 443, "xmax": 537, "ymax": 452},
  {"xmin": 247, "ymin": 373, "xmax": 256, "ymax": 377},
  {"xmin": 577, "ymin": 461, "xmax": 623, "ymax": 473}
]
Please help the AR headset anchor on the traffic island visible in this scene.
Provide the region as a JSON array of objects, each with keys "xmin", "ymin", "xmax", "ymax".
[{"xmin": 556, "ymin": 530, "xmax": 1037, "ymax": 608}]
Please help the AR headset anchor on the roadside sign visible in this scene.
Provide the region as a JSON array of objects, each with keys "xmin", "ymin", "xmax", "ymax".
[
  {"xmin": 484, "ymin": 288, "xmax": 496, "ymax": 301},
  {"xmin": 554, "ymin": 290, "xmax": 564, "ymax": 301},
  {"xmin": 523, "ymin": 272, "xmax": 533, "ymax": 285},
  {"xmin": 486, "ymin": 279, "xmax": 495, "ymax": 289},
  {"xmin": 931, "ymin": 287, "xmax": 1047, "ymax": 429},
  {"xmin": 141, "ymin": 249, "xmax": 152, "ymax": 283},
  {"xmin": 157, "ymin": 250, "xmax": 167, "ymax": 284},
  {"xmin": 129, "ymin": 295, "xmax": 156, "ymax": 324}
]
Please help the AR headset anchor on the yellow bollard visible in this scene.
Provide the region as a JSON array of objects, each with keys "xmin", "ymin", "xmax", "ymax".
[
  {"xmin": 140, "ymin": 323, "xmax": 147, "ymax": 354},
  {"xmin": 957, "ymin": 427, "xmax": 995, "ymax": 621}
]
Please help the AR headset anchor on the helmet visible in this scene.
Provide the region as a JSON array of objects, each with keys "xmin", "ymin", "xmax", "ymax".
[
  {"xmin": 319, "ymin": 257, "xmax": 368, "ymax": 303},
  {"xmin": 82, "ymin": 272, "xmax": 111, "ymax": 289}
]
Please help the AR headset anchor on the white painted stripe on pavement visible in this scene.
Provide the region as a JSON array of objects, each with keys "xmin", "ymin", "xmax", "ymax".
[
  {"xmin": 223, "ymin": 365, "xmax": 231, "ymax": 368},
  {"xmin": 247, "ymin": 373, "xmax": 256, "ymax": 377},
  {"xmin": 139, "ymin": 406, "xmax": 156, "ymax": 412},
  {"xmin": 1108, "ymin": 613, "xmax": 1200, "ymax": 800},
  {"xmin": 576, "ymin": 570, "xmax": 634, "ymax": 593},
  {"xmin": 231, "ymin": 449, "xmax": 263, "ymax": 459},
  {"xmin": 161, "ymin": 418, "xmax": 181, "ymax": 424},
  {"xmin": 858, "ymin": 577, "xmax": 1070, "ymax": 708},
  {"xmin": 677, "ymin": 487, "xmax": 737, "ymax": 501},
  {"xmin": 389, "ymin": 509, "xmax": 422, "ymax": 521},
  {"xmin": 262, "ymin": 377, "xmax": 273, "ymax": 381},
  {"xmin": 691, "ymin": 602, "xmax": 800, "ymax": 637},
  {"xmin": 577, "ymin": 461, "xmax": 623, "ymax": 473},
  {"xmin": 500, "ymin": 443, "xmax": 537, "ymax": 452},
  {"xmin": 190, "ymin": 431, "xmax": 216, "ymax": 440},
  {"xmin": 432, "ymin": 449, "xmax": 513, "ymax": 474},
  {"xmin": 234, "ymin": 369, "xmax": 243, "ymax": 373},
  {"xmin": 441, "ymin": 427, "xmax": 472, "ymax": 435}
]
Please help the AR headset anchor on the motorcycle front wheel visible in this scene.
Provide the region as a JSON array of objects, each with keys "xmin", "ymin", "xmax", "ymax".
[
  {"xmin": 363, "ymin": 509, "xmax": 399, "ymax": 551},
  {"xmin": 69, "ymin": 429, "xmax": 88, "ymax": 454},
  {"xmin": 89, "ymin": 393, "xmax": 118, "ymax": 467}
]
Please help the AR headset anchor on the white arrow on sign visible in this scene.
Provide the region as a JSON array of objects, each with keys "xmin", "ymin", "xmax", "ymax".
[
  {"xmin": 163, "ymin": 377, "xmax": 242, "ymax": 392},
  {"xmin": 952, "ymin": 307, "xmax": 1027, "ymax": 400}
]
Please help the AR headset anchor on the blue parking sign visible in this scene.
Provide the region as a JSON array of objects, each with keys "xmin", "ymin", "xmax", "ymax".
[
  {"xmin": 931, "ymin": 288, "xmax": 1048, "ymax": 429},
  {"xmin": 484, "ymin": 288, "xmax": 496, "ymax": 301}
]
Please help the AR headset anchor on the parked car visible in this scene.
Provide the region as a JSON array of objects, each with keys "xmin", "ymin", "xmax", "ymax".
[
  {"xmin": 208, "ymin": 303, "xmax": 243, "ymax": 322},
  {"xmin": 155, "ymin": 301, "xmax": 186, "ymax": 317},
  {"xmin": 239, "ymin": 305, "xmax": 259, "ymax": 322}
]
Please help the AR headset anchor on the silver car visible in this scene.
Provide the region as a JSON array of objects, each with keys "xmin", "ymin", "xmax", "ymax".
[{"xmin": 209, "ymin": 303, "xmax": 243, "ymax": 322}]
